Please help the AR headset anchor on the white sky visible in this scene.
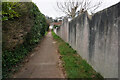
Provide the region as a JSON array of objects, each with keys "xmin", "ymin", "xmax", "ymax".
[{"xmin": 32, "ymin": 0, "xmax": 120, "ymax": 19}]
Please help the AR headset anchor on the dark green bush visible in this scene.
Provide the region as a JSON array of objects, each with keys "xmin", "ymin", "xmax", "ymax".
[
  {"xmin": 53, "ymin": 25, "xmax": 60, "ymax": 29},
  {"xmin": 2, "ymin": 2, "xmax": 49, "ymax": 78}
]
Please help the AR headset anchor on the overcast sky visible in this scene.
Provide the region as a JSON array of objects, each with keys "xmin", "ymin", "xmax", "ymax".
[{"xmin": 32, "ymin": 0, "xmax": 120, "ymax": 19}]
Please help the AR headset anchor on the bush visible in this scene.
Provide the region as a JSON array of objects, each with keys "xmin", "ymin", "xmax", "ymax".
[
  {"xmin": 2, "ymin": 2, "xmax": 20, "ymax": 21},
  {"xmin": 53, "ymin": 25, "xmax": 60, "ymax": 29},
  {"xmin": 2, "ymin": 2, "xmax": 49, "ymax": 78}
]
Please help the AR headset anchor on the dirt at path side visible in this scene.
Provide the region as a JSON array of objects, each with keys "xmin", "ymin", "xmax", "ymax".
[{"xmin": 13, "ymin": 31, "xmax": 65, "ymax": 78}]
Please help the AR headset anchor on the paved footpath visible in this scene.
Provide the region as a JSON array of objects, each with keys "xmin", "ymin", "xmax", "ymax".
[{"xmin": 14, "ymin": 31, "xmax": 65, "ymax": 78}]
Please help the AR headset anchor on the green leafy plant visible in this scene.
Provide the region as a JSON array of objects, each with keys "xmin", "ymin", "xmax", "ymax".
[
  {"xmin": 53, "ymin": 25, "xmax": 60, "ymax": 29},
  {"xmin": 2, "ymin": 2, "xmax": 49, "ymax": 78},
  {"xmin": 2, "ymin": 2, "xmax": 20, "ymax": 21}
]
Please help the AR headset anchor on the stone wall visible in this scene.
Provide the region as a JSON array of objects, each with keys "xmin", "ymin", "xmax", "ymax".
[{"xmin": 55, "ymin": 2, "xmax": 120, "ymax": 78}]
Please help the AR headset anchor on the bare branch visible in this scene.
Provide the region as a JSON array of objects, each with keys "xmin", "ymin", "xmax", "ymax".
[{"xmin": 56, "ymin": 0, "xmax": 102, "ymax": 19}]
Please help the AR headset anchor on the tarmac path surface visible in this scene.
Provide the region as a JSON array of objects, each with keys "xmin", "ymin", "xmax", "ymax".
[{"xmin": 14, "ymin": 31, "xmax": 65, "ymax": 78}]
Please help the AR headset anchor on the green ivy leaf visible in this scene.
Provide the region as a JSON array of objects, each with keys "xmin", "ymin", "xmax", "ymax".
[{"xmin": 2, "ymin": 16, "xmax": 8, "ymax": 21}]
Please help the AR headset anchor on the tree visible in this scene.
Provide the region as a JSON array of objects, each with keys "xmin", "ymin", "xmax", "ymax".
[{"xmin": 56, "ymin": 0, "xmax": 102, "ymax": 19}]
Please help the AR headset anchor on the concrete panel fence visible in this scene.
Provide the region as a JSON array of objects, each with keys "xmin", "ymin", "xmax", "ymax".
[{"xmin": 54, "ymin": 2, "xmax": 120, "ymax": 78}]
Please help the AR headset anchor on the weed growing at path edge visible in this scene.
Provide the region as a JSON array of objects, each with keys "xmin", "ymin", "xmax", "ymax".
[{"xmin": 52, "ymin": 31, "xmax": 103, "ymax": 79}]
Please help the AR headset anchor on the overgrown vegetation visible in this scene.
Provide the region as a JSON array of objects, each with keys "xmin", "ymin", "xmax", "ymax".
[
  {"xmin": 53, "ymin": 25, "xmax": 60, "ymax": 29},
  {"xmin": 52, "ymin": 31, "xmax": 103, "ymax": 79},
  {"xmin": 2, "ymin": 2, "xmax": 49, "ymax": 78},
  {"xmin": 2, "ymin": 2, "xmax": 20, "ymax": 21}
]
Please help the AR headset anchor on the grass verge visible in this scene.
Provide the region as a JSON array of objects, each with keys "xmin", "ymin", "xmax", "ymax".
[{"xmin": 52, "ymin": 31, "xmax": 103, "ymax": 79}]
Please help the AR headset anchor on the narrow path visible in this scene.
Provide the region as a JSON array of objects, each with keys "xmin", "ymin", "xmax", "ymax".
[{"xmin": 14, "ymin": 31, "xmax": 64, "ymax": 78}]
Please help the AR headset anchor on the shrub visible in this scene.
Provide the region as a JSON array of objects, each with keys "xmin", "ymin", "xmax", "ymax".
[
  {"xmin": 2, "ymin": 2, "xmax": 49, "ymax": 78},
  {"xmin": 2, "ymin": 2, "xmax": 20, "ymax": 21}
]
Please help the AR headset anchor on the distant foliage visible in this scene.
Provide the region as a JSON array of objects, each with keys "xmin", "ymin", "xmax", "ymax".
[
  {"xmin": 2, "ymin": 2, "xmax": 49, "ymax": 78},
  {"xmin": 54, "ymin": 25, "xmax": 60, "ymax": 29}
]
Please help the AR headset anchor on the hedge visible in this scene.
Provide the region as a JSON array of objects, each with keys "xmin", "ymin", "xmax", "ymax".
[{"xmin": 2, "ymin": 2, "xmax": 49, "ymax": 78}]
